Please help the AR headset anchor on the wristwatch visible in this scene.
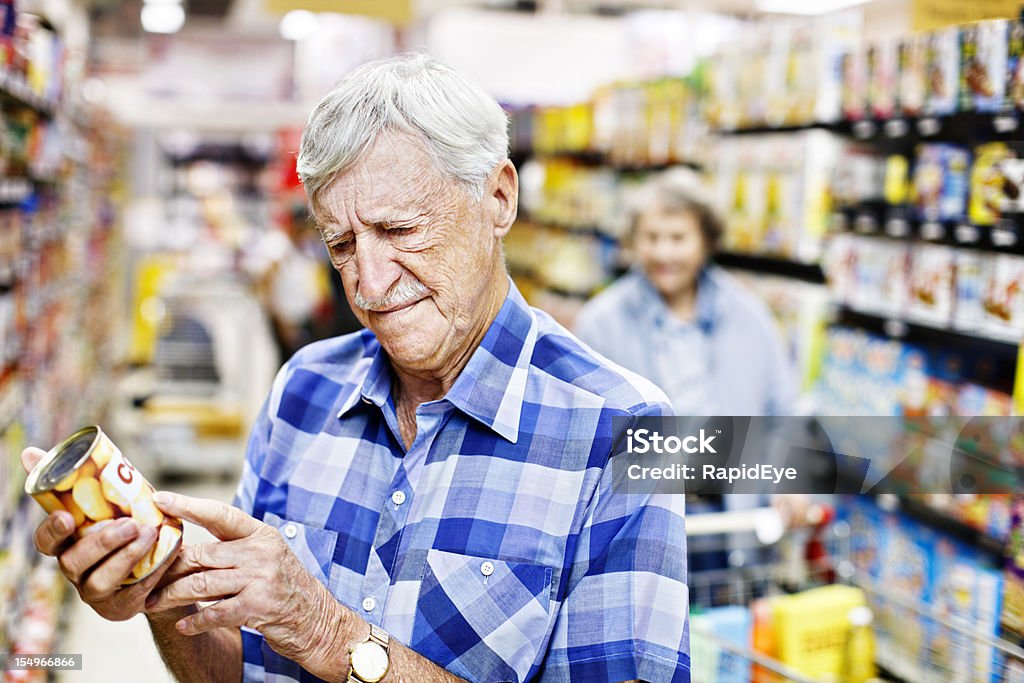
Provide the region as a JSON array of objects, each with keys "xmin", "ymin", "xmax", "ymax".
[{"xmin": 348, "ymin": 624, "xmax": 391, "ymax": 683}]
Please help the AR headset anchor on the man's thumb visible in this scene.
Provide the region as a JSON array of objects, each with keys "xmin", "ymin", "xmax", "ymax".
[{"xmin": 20, "ymin": 447, "xmax": 46, "ymax": 474}]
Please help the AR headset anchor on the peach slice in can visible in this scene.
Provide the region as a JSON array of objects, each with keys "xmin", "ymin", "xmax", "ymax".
[{"xmin": 25, "ymin": 426, "xmax": 183, "ymax": 584}]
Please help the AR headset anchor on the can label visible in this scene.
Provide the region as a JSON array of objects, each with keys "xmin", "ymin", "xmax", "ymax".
[
  {"xmin": 99, "ymin": 446, "xmax": 144, "ymax": 512},
  {"xmin": 25, "ymin": 426, "xmax": 183, "ymax": 585}
]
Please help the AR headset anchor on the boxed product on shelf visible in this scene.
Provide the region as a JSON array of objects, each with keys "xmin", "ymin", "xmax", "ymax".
[
  {"xmin": 741, "ymin": 28, "xmax": 771, "ymax": 127},
  {"xmin": 724, "ymin": 271, "xmax": 830, "ymax": 393},
  {"xmin": 927, "ymin": 27, "xmax": 961, "ymax": 116},
  {"xmin": 959, "ymin": 19, "xmax": 1010, "ymax": 113},
  {"xmin": 690, "ymin": 605, "xmax": 752, "ymax": 683},
  {"xmin": 1010, "ymin": 20, "xmax": 1024, "ymax": 109},
  {"xmin": 868, "ymin": 40, "xmax": 899, "ymax": 120},
  {"xmin": 822, "ymin": 233, "xmax": 857, "ymax": 306},
  {"xmin": 841, "ymin": 495, "xmax": 888, "ymax": 580},
  {"xmin": 923, "ymin": 350, "xmax": 963, "ymax": 417},
  {"xmin": 1003, "ymin": 495, "xmax": 1024, "ymax": 639},
  {"xmin": 706, "ymin": 48, "xmax": 742, "ymax": 130},
  {"xmin": 968, "ymin": 141, "xmax": 1024, "ymax": 227},
  {"xmin": 908, "ymin": 243, "xmax": 956, "ymax": 326},
  {"xmin": 954, "ymin": 249, "xmax": 991, "ymax": 331},
  {"xmin": 772, "ymin": 584, "xmax": 874, "ymax": 681},
  {"xmin": 931, "ymin": 536, "xmax": 1005, "ymax": 682},
  {"xmin": 813, "ymin": 327, "xmax": 932, "ymax": 416},
  {"xmin": 898, "ymin": 33, "xmax": 929, "ymax": 117},
  {"xmin": 982, "ymin": 254, "xmax": 1024, "ymax": 337},
  {"xmin": 855, "ymin": 237, "xmax": 910, "ymax": 318},
  {"xmin": 912, "ymin": 143, "xmax": 970, "ymax": 223},
  {"xmin": 708, "ymin": 12, "xmax": 858, "ymax": 129},
  {"xmin": 884, "ymin": 153, "xmax": 912, "ymax": 206},
  {"xmin": 841, "ymin": 47, "xmax": 868, "ymax": 121},
  {"xmin": 710, "ymin": 130, "xmax": 842, "ymax": 262},
  {"xmin": 831, "ymin": 143, "xmax": 887, "ymax": 207},
  {"xmin": 876, "ymin": 514, "xmax": 935, "ymax": 679}
]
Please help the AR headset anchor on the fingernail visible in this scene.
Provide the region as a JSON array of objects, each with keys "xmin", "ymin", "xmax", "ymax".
[
  {"xmin": 175, "ymin": 619, "xmax": 189, "ymax": 633},
  {"xmin": 56, "ymin": 514, "xmax": 73, "ymax": 534},
  {"xmin": 152, "ymin": 492, "xmax": 172, "ymax": 506},
  {"xmin": 118, "ymin": 521, "xmax": 139, "ymax": 540}
]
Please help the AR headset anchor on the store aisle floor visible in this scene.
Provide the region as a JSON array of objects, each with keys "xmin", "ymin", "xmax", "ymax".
[{"xmin": 56, "ymin": 475, "xmax": 239, "ymax": 683}]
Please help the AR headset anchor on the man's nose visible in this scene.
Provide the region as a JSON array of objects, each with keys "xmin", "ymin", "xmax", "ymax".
[{"xmin": 353, "ymin": 233, "xmax": 402, "ymax": 301}]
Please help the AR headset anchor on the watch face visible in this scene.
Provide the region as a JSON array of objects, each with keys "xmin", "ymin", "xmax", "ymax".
[{"xmin": 351, "ymin": 640, "xmax": 389, "ymax": 682}]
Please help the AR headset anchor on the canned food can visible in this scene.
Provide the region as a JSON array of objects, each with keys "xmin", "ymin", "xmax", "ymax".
[{"xmin": 24, "ymin": 426, "xmax": 183, "ymax": 585}]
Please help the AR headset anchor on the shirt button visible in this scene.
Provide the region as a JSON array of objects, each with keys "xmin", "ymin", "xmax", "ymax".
[
  {"xmin": 362, "ymin": 597, "xmax": 376, "ymax": 612},
  {"xmin": 480, "ymin": 561, "xmax": 494, "ymax": 577},
  {"xmin": 282, "ymin": 524, "xmax": 297, "ymax": 539},
  {"xmin": 391, "ymin": 490, "xmax": 406, "ymax": 506}
]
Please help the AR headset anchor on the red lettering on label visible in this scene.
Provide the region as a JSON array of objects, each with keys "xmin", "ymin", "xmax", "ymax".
[{"xmin": 117, "ymin": 462, "xmax": 135, "ymax": 484}]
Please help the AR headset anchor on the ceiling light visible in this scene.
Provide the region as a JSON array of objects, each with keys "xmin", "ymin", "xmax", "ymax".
[
  {"xmin": 756, "ymin": 0, "xmax": 868, "ymax": 15},
  {"xmin": 141, "ymin": 3, "xmax": 186, "ymax": 34},
  {"xmin": 280, "ymin": 10, "xmax": 317, "ymax": 41}
]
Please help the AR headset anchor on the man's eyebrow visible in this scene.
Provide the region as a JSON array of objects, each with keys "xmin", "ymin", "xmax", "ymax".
[{"xmin": 366, "ymin": 211, "xmax": 430, "ymax": 228}]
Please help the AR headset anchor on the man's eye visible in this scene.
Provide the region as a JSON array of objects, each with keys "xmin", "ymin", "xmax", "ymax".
[
  {"xmin": 327, "ymin": 239, "xmax": 354, "ymax": 255},
  {"xmin": 386, "ymin": 226, "xmax": 415, "ymax": 235}
]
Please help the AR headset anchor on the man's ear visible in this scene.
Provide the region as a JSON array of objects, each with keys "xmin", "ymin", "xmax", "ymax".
[{"xmin": 488, "ymin": 159, "xmax": 518, "ymax": 238}]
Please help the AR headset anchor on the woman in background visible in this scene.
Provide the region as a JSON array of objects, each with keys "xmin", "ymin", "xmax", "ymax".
[
  {"xmin": 575, "ymin": 168, "xmax": 801, "ymax": 575},
  {"xmin": 574, "ymin": 168, "xmax": 796, "ymax": 416}
]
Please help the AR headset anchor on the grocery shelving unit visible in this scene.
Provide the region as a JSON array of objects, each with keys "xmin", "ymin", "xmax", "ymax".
[
  {"xmin": 507, "ymin": 11, "xmax": 1024, "ymax": 681},
  {"xmin": 0, "ymin": 3, "xmax": 126, "ymax": 666}
]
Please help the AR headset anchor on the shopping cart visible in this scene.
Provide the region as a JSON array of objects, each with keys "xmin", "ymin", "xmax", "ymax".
[
  {"xmin": 121, "ymin": 271, "xmax": 278, "ymax": 477},
  {"xmin": 687, "ymin": 502, "xmax": 1024, "ymax": 683}
]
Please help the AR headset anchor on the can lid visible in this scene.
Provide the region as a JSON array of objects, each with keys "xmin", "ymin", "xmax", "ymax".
[{"xmin": 24, "ymin": 426, "xmax": 101, "ymax": 494}]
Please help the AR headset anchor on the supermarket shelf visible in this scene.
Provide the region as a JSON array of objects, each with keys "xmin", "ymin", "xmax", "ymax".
[
  {"xmin": 835, "ymin": 305, "xmax": 1021, "ymax": 350},
  {"xmin": 525, "ymin": 149, "xmax": 702, "ymax": 172},
  {"xmin": 714, "ymin": 251, "xmax": 826, "ymax": 284},
  {"xmin": 712, "ymin": 121, "xmax": 841, "ymax": 135},
  {"xmin": 894, "ymin": 495, "xmax": 1007, "ymax": 558},
  {"xmin": 713, "ymin": 111, "xmax": 1024, "ymax": 143},
  {"xmin": 515, "ymin": 216, "xmax": 618, "ymax": 241},
  {"xmin": 834, "ymin": 205, "xmax": 1024, "ymax": 253}
]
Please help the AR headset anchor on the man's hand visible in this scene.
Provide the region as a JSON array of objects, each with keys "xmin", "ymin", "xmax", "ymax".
[
  {"xmin": 21, "ymin": 448, "xmax": 173, "ymax": 622},
  {"xmin": 145, "ymin": 492, "xmax": 350, "ymax": 676}
]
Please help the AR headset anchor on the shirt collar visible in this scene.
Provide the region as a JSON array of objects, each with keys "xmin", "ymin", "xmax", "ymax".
[
  {"xmin": 632, "ymin": 264, "xmax": 720, "ymax": 331},
  {"xmin": 336, "ymin": 278, "xmax": 534, "ymax": 444}
]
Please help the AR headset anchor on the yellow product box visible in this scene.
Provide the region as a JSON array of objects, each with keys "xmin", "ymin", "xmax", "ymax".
[{"xmin": 772, "ymin": 584, "xmax": 875, "ymax": 682}]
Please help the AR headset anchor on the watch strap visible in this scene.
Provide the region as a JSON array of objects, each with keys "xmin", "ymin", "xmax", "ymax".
[{"xmin": 369, "ymin": 624, "xmax": 390, "ymax": 649}]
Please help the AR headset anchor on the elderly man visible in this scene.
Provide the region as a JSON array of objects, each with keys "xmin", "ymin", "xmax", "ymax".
[{"xmin": 23, "ymin": 54, "xmax": 689, "ymax": 683}]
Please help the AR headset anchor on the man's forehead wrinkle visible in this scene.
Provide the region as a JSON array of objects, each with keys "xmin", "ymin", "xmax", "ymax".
[{"xmin": 353, "ymin": 165, "xmax": 437, "ymax": 226}]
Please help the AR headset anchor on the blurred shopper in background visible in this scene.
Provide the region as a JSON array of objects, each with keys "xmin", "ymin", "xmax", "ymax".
[
  {"xmin": 574, "ymin": 168, "xmax": 796, "ymax": 416},
  {"xmin": 260, "ymin": 206, "xmax": 363, "ymax": 360},
  {"xmin": 575, "ymin": 168, "xmax": 800, "ymax": 573}
]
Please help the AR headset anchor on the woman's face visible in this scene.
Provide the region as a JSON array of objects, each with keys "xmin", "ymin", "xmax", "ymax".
[{"xmin": 634, "ymin": 205, "xmax": 708, "ymax": 299}]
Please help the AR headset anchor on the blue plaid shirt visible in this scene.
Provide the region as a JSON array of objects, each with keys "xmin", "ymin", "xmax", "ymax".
[{"xmin": 234, "ymin": 281, "xmax": 690, "ymax": 683}]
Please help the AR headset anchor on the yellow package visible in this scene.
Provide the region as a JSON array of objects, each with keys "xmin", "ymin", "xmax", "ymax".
[{"xmin": 773, "ymin": 584, "xmax": 876, "ymax": 682}]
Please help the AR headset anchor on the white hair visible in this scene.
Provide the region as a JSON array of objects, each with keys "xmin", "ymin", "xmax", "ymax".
[{"xmin": 297, "ymin": 53, "xmax": 509, "ymax": 205}]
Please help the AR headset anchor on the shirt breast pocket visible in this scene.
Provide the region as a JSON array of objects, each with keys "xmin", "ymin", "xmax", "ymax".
[
  {"xmin": 411, "ymin": 549, "xmax": 554, "ymax": 683},
  {"xmin": 261, "ymin": 512, "xmax": 339, "ymax": 588}
]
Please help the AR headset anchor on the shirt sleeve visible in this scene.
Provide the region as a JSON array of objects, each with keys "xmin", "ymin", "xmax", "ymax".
[{"xmin": 536, "ymin": 406, "xmax": 690, "ymax": 683}]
